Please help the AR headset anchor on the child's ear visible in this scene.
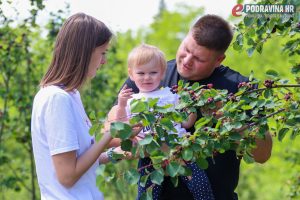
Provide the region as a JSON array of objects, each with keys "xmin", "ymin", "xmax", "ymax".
[
  {"xmin": 128, "ymin": 67, "xmax": 134, "ymax": 81},
  {"xmin": 161, "ymin": 69, "xmax": 166, "ymax": 80}
]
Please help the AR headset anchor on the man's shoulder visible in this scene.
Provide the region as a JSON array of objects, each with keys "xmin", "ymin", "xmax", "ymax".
[
  {"xmin": 167, "ymin": 59, "xmax": 176, "ymax": 67},
  {"xmin": 219, "ymin": 65, "xmax": 249, "ymax": 83},
  {"xmin": 161, "ymin": 59, "xmax": 179, "ymax": 87}
]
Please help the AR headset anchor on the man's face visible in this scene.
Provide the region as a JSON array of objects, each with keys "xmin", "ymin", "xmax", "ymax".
[{"xmin": 176, "ymin": 32, "xmax": 225, "ymax": 81}]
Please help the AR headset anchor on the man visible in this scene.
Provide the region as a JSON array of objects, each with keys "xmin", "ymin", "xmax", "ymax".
[{"xmin": 110, "ymin": 14, "xmax": 272, "ymax": 200}]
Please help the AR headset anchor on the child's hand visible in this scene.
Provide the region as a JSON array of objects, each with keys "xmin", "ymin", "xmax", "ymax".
[
  {"xmin": 131, "ymin": 123, "xmax": 143, "ymax": 137},
  {"xmin": 118, "ymin": 84, "xmax": 133, "ymax": 107}
]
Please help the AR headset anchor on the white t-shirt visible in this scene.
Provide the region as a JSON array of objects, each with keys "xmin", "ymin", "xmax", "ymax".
[
  {"xmin": 31, "ymin": 86, "xmax": 103, "ymax": 200},
  {"xmin": 127, "ymin": 87, "xmax": 187, "ymax": 138}
]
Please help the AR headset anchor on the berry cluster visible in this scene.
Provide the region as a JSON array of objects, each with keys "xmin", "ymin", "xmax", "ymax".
[
  {"xmin": 170, "ymin": 85, "xmax": 179, "ymax": 93},
  {"xmin": 263, "ymin": 80, "xmax": 275, "ymax": 88},
  {"xmin": 171, "ymin": 85, "xmax": 199, "ymax": 101},
  {"xmin": 189, "ymin": 90, "xmax": 198, "ymax": 101},
  {"xmin": 238, "ymin": 82, "xmax": 252, "ymax": 89},
  {"xmin": 227, "ymin": 93, "xmax": 237, "ymax": 102},
  {"xmin": 284, "ymin": 92, "xmax": 292, "ymax": 101},
  {"xmin": 161, "ymin": 159, "xmax": 170, "ymax": 169},
  {"xmin": 207, "ymin": 97, "xmax": 214, "ymax": 103},
  {"xmin": 207, "ymin": 83, "xmax": 213, "ymax": 89}
]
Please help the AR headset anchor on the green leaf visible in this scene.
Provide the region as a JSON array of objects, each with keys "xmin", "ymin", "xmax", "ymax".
[
  {"xmin": 130, "ymin": 99, "xmax": 148, "ymax": 113},
  {"xmin": 196, "ymin": 157, "xmax": 208, "ymax": 169},
  {"xmin": 229, "ymin": 132, "xmax": 242, "ymax": 141},
  {"xmin": 191, "ymin": 82, "xmax": 200, "ymax": 90},
  {"xmin": 232, "ymin": 122, "xmax": 243, "ymax": 129},
  {"xmin": 256, "ymin": 42, "xmax": 263, "ymax": 54},
  {"xmin": 278, "ymin": 128, "xmax": 289, "ymax": 141},
  {"xmin": 233, "ymin": 41, "xmax": 243, "ymax": 51},
  {"xmin": 170, "ymin": 176, "xmax": 178, "ymax": 187},
  {"xmin": 140, "ymin": 190, "xmax": 152, "ymax": 200},
  {"xmin": 241, "ymin": 105, "xmax": 253, "ymax": 110},
  {"xmin": 150, "ymin": 156, "xmax": 164, "ymax": 168},
  {"xmin": 139, "ymin": 174, "xmax": 149, "ymax": 187},
  {"xmin": 247, "ymin": 47, "xmax": 255, "ymax": 57},
  {"xmin": 182, "ymin": 148, "xmax": 193, "ymax": 161},
  {"xmin": 110, "ymin": 122, "xmax": 132, "ymax": 139},
  {"xmin": 143, "ymin": 113, "xmax": 156, "ymax": 124},
  {"xmin": 244, "ymin": 16, "xmax": 255, "ymax": 27},
  {"xmin": 150, "ymin": 169, "xmax": 164, "ymax": 185},
  {"xmin": 166, "ymin": 162, "xmax": 181, "ymax": 177},
  {"xmin": 224, "ymin": 122, "xmax": 233, "ymax": 132},
  {"xmin": 243, "ymin": 152, "xmax": 255, "ymax": 164},
  {"xmin": 263, "ymin": 89, "xmax": 273, "ymax": 98},
  {"xmin": 121, "ymin": 139, "xmax": 133, "ymax": 151},
  {"xmin": 195, "ymin": 117, "xmax": 212, "ymax": 129},
  {"xmin": 89, "ymin": 111, "xmax": 96, "ymax": 120},
  {"xmin": 247, "ymin": 28, "xmax": 255, "ymax": 37},
  {"xmin": 124, "ymin": 169, "xmax": 140, "ymax": 185},
  {"xmin": 161, "ymin": 118, "xmax": 176, "ymax": 132},
  {"xmin": 146, "ymin": 140, "xmax": 160, "ymax": 154},
  {"xmin": 290, "ymin": 129, "xmax": 299, "ymax": 140},
  {"xmin": 148, "ymin": 98, "xmax": 159, "ymax": 108},
  {"xmin": 89, "ymin": 124, "xmax": 101, "ymax": 136},
  {"xmin": 178, "ymin": 79, "xmax": 184, "ymax": 87},
  {"xmin": 249, "ymin": 70, "xmax": 254, "ymax": 81},
  {"xmin": 236, "ymin": 33, "xmax": 243, "ymax": 45},
  {"xmin": 95, "ymin": 164, "xmax": 106, "ymax": 176},
  {"xmin": 138, "ymin": 134, "xmax": 153, "ymax": 146},
  {"xmin": 265, "ymin": 69, "xmax": 279, "ymax": 78}
]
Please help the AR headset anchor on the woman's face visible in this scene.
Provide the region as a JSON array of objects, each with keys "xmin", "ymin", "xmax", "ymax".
[{"xmin": 87, "ymin": 43, "xmax": 109, "ymax": 78}]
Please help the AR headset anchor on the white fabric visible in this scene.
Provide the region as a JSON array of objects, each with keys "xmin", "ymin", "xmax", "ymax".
[
  {"xmin": 31, "ymin": 85, "xmax": 103, "ymax": 200},
  {"xmin": 127, "ymin": 87, "xmax": 187, "ymax": 137}
]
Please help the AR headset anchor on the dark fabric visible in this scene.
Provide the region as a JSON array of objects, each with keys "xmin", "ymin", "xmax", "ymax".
[
  {"xmin": 137, "ymin": 158, "xmax": 214, "ymax": 200},
  {"xmin": 123, "ymin": 59, "xmax": 250, "ymax": 200}
]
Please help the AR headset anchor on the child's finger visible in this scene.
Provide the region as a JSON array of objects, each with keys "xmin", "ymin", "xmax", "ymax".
[{"xmin": 122, "ymin": 84, "xmax": 128, "ymax": 90}]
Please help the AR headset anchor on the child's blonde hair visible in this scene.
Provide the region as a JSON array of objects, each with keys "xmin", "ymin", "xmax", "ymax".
[{"xmin": 127, "ymin": 44, "xmax": 167, "ymax": 75}]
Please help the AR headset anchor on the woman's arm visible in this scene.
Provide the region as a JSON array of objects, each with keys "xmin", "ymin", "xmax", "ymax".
[{"xmin": 52, "ymin": 133, "xmax": 112, "ymax": 188}]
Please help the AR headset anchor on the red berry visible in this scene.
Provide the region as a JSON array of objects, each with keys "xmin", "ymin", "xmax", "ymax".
[{"xmin": 207, "ymin": 83, "xmax": 213, "ymax": 89}]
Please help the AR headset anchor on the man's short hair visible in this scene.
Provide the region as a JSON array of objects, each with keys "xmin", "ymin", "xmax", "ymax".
[{"xmin": 192, "ymin": 14, "xmax": 233, "ymax": 53}]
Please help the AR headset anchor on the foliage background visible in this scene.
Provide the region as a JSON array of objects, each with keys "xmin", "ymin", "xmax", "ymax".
[{"xmin": 0, "ymin": 0, "xmax": 299, "ymax": 199}]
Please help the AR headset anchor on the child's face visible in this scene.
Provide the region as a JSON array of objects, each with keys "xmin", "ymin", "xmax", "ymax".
[{"xmin": 129, "ymin": 60, "xmax": 164, "ymax": 93}]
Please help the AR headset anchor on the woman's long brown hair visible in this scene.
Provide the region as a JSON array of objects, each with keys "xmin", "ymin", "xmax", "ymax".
[{"xmin": 40, "ymin": 13, "xmax": 112, "ymax": 92}]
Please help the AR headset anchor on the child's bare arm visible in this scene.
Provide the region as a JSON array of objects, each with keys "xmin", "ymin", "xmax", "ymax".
[{"xmin": 114, "ymin": 84, "xmax": 133, "ymax": 122}]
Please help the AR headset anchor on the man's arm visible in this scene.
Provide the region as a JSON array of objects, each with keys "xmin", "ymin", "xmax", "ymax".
[
  {"xmin": 181, "ymin": 112, "xmax": 197, "ymax": 129},
  {"xmin": 251, "ymin": 131, "xmax": 272, "ymax": 163}
]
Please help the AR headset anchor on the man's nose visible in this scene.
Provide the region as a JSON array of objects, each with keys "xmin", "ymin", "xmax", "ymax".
[{"xmin": 184, "ymin": 54, "xmax": 193, "ymax": 66}]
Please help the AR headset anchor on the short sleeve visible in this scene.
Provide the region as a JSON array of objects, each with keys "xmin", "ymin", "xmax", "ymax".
[{"xmin": 44, "ymin": 93, "xmax": 79, "ymax": 155}]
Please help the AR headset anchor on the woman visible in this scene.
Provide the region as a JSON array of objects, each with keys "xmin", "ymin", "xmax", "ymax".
[{"xmin": 31, "ymin": 13, "xmax": 114, "ymax": 199}]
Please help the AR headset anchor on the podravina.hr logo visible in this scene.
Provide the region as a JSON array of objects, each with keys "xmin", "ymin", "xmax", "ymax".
[{"xmin": 232, "ymin": 4, "xmax": 296, "ymax": 17}]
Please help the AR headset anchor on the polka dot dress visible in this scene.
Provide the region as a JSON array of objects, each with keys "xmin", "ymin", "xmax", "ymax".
[{"xmin": 137, "ymin": 158, "xmax": 215, "ymax": 200}]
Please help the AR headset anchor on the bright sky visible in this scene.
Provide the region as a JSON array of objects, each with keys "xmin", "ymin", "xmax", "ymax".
[{"xmin": 3, "ymin": 0, "xmax": 248, "ymax": 32}]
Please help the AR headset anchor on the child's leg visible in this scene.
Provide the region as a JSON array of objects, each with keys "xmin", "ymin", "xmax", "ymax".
[
  {"xmin": 137, "ymin": 157, "xmax": 162, "ymax": 200},
  {"xmin": 180, "ymin": 162, "xmax": 215, "ymax": 200}
]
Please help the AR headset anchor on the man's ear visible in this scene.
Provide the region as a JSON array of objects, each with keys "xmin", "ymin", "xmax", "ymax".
[{"xmin": 215, "ymin": 54, "xmax": 226, "ymax": 67}]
